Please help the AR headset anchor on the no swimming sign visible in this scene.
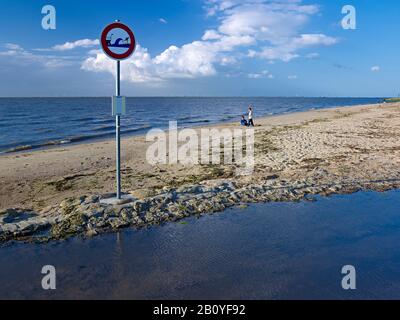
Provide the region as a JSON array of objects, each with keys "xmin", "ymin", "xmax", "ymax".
[{"xmin": 101, "ymin": 21, "xmax": 136, "ymax": 60}]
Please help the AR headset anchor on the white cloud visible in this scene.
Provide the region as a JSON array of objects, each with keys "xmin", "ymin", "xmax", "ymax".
[
  {"xmin": 82, "ymin": 39, "xmax": 241, "ymax": 82},
  {"xmin": 288, "ymin": 75, "xmax": 298, "ymax": 80},
  {"xmin": 205, "ymin": 0, "xmax": 239, "ymax": 16},
  {"xmin": 52, "ymin": 39, "xmax": 99, "ymax": 51},
  {"xmin": 249, "ymin": 48, "xmax": 299, "ymax": 62},
  {"xmin": 202, "ymin": 30, "xmax": 223, "ymax": 40},
  {"xmin": 83, "ymin": 33, "xmax": 256, "ymax": 82},
  {"xmin": 0, "ymin": 43, "xmax": 77, "ymax": 68},
  {"xmin": 249, "ymin": 34, "xmax": 337, "ymax": 62},
  {"xmin": 248, "ymin": 73, "xmax": 262, "ymax": 79},
  {"xmin": 4, "ymin": 43, "xmax": 24, "ymax": 51},
  {"xmin": 35, "ymin": 39, "xmax": 100, "ymax": 52},
  {"xmin": 159, "ymin": 18, "xmax": 168, "ymax": 24},
  {"xmin": 371, "ymin": 65, "xmax": 380, "ymax": 72},
  {"xmin": 210, "ymin": 1, "xmax": 336, "ymax": 62},
  {"xmin": 293, "ymin": 34, "xmax": 337, "ymax": 46},
  {"xmin": 247, "ymin": 70, "xmax": 273, "ymax": 79},
  {"xmin": 83, "ymin": 0, "xmax": 338, "ymax": 83},
  {"xmin": 83, "ymin": 46, "xmax": 160, "ymax": 83}
]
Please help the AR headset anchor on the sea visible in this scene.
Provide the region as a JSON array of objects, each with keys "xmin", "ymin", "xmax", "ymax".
[{"xmin": 0, "ymin": 97, "xmax": 383, "ymax": 153}]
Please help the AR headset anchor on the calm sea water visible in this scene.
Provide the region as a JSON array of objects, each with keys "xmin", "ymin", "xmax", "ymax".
[
  {"xmin": 0, "ymin": 97, "xmax": 383, "ymax": 153},
  {"xmin": 0, "ymin": 190, "xmax": 400, "ymax": 300}
]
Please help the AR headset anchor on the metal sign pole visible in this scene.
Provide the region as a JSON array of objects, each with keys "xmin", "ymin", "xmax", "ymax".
[
  {"xmin": 100, "ymin": 20, "xmax": 135, "ymax": 203},
  {"xmin": 116, "ymin": 60, "xmax": 121, "ymax": 199}
]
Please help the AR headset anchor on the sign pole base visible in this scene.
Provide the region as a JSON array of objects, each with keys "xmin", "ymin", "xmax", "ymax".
[{"xmin": 99, "ymin": 194, "xmax": 135, "ymax": 206}]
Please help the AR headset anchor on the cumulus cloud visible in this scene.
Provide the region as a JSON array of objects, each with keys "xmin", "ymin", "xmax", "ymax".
[
  {"xmin": 82, "ymin": 39, "xmax": 242, "ymax": 82},
  {"xmin": 83, "ymin": 0, "xmax": 337, "ymax": 83},
  {"xmin": 83, "ymin": 46, "xmax": 160, "ymax": 83},
  {"xmin": 83, "ymin": 34, "xmax": 255, "ymax": 82}
]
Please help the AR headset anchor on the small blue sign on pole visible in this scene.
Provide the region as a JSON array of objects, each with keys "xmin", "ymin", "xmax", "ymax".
[{"xmin": 112, "ymin": 96, "xmax": 126, "ymax": 116}]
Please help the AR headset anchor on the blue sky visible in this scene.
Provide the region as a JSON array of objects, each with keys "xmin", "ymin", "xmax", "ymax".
[{"xmin": 0, "ymin": 0, "xmax": 398, "ymax": 97}]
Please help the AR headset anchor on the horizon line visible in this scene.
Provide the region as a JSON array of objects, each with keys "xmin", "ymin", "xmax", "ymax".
[{"xmin": 0, "ymin": 96, "xmax": 388, "ymax": 99}]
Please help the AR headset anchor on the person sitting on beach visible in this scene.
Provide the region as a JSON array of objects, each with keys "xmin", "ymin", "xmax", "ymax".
[
  {"xmin": 248, "ymin": 105, "xmax": 255, "ymax": 127},
  {"xmin": 240, "ymin": 115, "xmax": 248, "ymax": 126}
]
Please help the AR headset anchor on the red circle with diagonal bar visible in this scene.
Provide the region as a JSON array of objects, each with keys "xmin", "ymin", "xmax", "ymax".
[{"xmin": 101, "ymin": 22, "xmax": 136, "ymax": 60}]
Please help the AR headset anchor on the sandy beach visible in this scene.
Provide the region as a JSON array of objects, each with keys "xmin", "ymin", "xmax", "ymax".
[{"xmin": 1, "ymin": 102, "xmax": 400, "ymax": 242}]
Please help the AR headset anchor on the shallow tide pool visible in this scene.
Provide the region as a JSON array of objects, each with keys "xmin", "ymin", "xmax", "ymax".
[{"xmin": 1, "ymin": 190, "xmax": 400, "ymax": 300}]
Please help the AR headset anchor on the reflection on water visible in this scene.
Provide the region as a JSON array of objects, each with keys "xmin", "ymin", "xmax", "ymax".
[{"xmin": 1, "ymin": 190, "xmax": 400, "ymax": 300}]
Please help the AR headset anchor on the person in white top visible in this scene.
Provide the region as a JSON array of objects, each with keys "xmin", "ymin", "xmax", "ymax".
[{"xmin": 248, "ymin": 105, "xmax": 254, "ymax": 127}]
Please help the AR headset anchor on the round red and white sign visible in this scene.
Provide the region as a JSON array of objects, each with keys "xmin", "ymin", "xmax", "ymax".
[{"xmin": 101, "ymin": 22, "xmax": 136, "ymax": 60}]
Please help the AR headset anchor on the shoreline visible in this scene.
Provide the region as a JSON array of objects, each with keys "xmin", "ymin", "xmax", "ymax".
[
  {"xmin": 1, "ymin": 101, "xmax": 399, "ymax": 243},
  {"xmin": 0, "ymin": 99, "xmax": 384, "ymax": 155},
  {"xmin": 0, "ymin": 102, "xmax": 350, "ymax": 156}
]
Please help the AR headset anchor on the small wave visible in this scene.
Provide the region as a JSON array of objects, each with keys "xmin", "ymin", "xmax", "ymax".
[
  {"xmin": 3, "ymin": 124, "xmax": 153, "ymax": 153},
  {"xmin": 69, "ymin": 135, "xmax": 96, "ymax": 143},
  {"xmin": 93, "ymin": 125, "xmax": 115, "ymax": 132},
  {"xmin": 40, "ymin": 140, "xmax": 71, "ymax": 147},
  {"xmin": 185, "ymin": 119, "xmax": 211, "ymax": 124},
  {"xmin": 177, "ymin": 115, "xmax": 204, "ymax": 121},
  {"xmin": 92, "ymin": 119, "xmax": 114, "ymax": 125},
  {"xmin": 5, "ymin": 145, "xmax": 34, "ymax": 153},
  {"xmin": 221, "ymin": 115, "xmax": 238, "ymax": 121},
  {"xmin": 67, "ymin": 124, "xmax": 151, "ymax": 143},
  {"xmin": 122, "ymin": 124, "xmax": 152, "ymax": 134},
  {"xmin": 33, "ymin": 128, "xmax": 54, "ymax": 133},
  {"xmin": 177, "ymin": 116, "xmax": 192, "ymax": 121},
  {"xmin": 4, "ymin": 139, "xmax": 74, "ymax": 153},
  {"xmin": 29, "ymin": 121, "xmax": 48, "ymax": 125},
  {"xmin": 71, "ymin": 117, "xmax": 96, "ymax": 123},
  {"xmin": 8, "ymin": 114, "xmax": 30, "ymax": 118}
]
